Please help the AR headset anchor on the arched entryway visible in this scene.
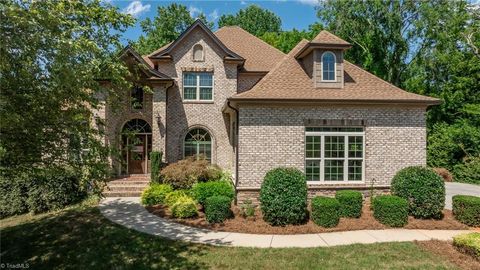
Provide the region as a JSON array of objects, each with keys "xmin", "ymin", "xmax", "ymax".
[{"xmin": 121, "ymin": 119, "xmax": 152, "ymax": 175}]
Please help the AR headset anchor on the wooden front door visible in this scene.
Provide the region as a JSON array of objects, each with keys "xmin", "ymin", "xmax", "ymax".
[{"xmin": 128, "ymin": 135, "xmax": 146, "ymax": 174}]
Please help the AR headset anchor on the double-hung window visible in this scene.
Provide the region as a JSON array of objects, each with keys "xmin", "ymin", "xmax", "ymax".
[
  {"xmin": 183, "ymin": 72, "xmax": 213, "ymax": 101},
  {"xmin": 305, "ymin": 127, "xmax": 364, "ymax": 182}
]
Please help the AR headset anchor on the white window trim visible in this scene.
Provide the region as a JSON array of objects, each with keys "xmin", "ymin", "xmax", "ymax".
[
  {"xmin": 182, "ymin": 72, "xmax": 214, "ymax": 102},
  {"xmin": 320, "ymin": 51, "xmax": 337, "ymax": 82},
  {"xmin": 305, "ymin": 129, "xmax": 365, "ymax": 184}
]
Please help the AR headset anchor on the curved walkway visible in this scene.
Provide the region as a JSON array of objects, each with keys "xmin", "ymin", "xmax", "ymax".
[
  {"xmin": 99, "ymin": 197, "xmax": 471, "ymax": 248},
  {"xmin": 445, "ymin": 182, "xmax": 480, "ymax": 209}
]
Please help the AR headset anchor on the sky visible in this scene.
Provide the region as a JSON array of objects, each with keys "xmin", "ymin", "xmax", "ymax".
[{"xmin": 107, "ymin": 0, "xmax": 320, "ymax": 44}]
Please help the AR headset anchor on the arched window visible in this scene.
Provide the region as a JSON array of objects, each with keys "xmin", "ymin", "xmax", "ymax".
[
  {"xmin": 131, "ymin": 85, "xmax": 144, "ymax": 110},
  {"xmin": 122, "ymin": 119, "xmax": 151, "ymax": 134},
  {"xmin": 322, "ymin": 52, "xmax": 336, "ymax": 81},
  {"xmin": 193, "ymin": 44, "xmax": 204, "ymax": 61},
  {"xmin": 184, "ymin": 128, "xmax": 211, "ymax": 161}
]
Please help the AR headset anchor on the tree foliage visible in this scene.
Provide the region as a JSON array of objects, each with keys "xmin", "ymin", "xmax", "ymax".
[
  {"xmin": 134, "ymin": 3, "xmax": 213, "ymax": 55},
  {"xmin": 218, "ymin": 5, "xmax": 281, "ymax": 37},
  {"xmin": 0, "ymin": 0, "xmax": 134, "ymax": 197},
  {"xmin": 261, "ymin": 23, "xmax": 323, "ymax": 53}
]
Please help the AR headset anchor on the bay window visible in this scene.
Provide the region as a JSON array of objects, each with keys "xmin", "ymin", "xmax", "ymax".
[{"xmin": 305, "ymin": 127, "xmax": 364, "ymax": 182}]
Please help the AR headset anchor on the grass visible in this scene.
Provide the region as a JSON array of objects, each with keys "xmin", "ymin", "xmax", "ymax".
[{"xmin": 0, "ymin": 199, "xmax": 463, "ymax": 270}]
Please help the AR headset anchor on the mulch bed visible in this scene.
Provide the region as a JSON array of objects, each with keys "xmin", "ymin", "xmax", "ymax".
[
  {"xmin": 145, "ymin": 201, "xmax": 470, "ymax": 235},
  {"xmin": 416, "ymin": 240, "xmax": 480, "ymax": 270}
]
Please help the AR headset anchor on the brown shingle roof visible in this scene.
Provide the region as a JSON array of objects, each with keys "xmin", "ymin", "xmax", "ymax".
[
  {"xmin": 230, "ymin": 40, "xmax": 440, "ymax": 105},
  {"xmin": 214, "ymin": 26, "xmax": 285, "ymax": 72},
  {"xmin": 142, "ymin": 26, "xmax": 285, "ymax": 72},
  {"xmin": 312, "ymin": 30, "xmax": 351, "ymax": 45}
]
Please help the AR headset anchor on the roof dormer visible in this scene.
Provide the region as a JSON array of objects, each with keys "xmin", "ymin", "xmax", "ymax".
[{"xmin": 296, "ymin": 30, "xmax": 351, "ymax": 89}]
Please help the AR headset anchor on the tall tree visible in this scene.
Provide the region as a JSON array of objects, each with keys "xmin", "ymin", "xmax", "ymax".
[
  {"xmin": 218, "ymin": 5, "xmax": 281, "ymax": 37},
  {"xmin": 135, "ymin": 3, "xmax": 213, "ymax": 55},
  {"xmin": 261, "ymin": 23, "xmax": 323, "ymax": 53}
]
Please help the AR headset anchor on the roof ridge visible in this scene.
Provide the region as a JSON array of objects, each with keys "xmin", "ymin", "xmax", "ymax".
[{"xmin": 215, "ymin": 26, "xmax": 285, "ymax": 56}]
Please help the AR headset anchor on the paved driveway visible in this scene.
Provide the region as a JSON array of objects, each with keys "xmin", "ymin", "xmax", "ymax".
[{"xmin": 445, "ymin": 182, "xmax": 480, "ymax": 209}]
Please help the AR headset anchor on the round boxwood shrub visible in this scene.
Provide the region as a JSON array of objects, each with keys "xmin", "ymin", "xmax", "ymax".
[
  {"xmin": 192, "ymin": 181, "xmax": 234, "ymax": 207},
  {"xmin": 164, "ymin": 190, "xmax": 190, "ymax": 208},
  {"xmin": 372, "ymin": 195, "xmax": 408, "ymax": 227},
  {"xmin": 205, "ymin": 195, "xmax": 233, "ymax": 224},
  {"xmin": 260, "ymin": 167, "xmax": 308, "ymax": 226},
  {"xmin": 391, "ymin": 166, "xmax": 445, "ymax": 219},
  {"xmin": 141, "ymin": 183, "xmax": 173, "ymax": 206},
  {"xmin": 171, "ymin": 197, "xmax": 198, "ymax": 218},
  {"xmin": 311, "ymin": 196, "xmax": 341, "ymax": 227},
  {"xmin": 335, "ymin": 190, "xmax": 363, "ymax": 218},
  {"xmin": 452, "ymin": 195, "xmax": 480, "ymax": 226}
]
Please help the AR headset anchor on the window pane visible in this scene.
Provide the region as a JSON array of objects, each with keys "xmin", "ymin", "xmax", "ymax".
[
  {"xmin": 184, "ymin": 142, "xmax": 196, "ymax": 158},
  {"xmin": 198, "ymin": 142, "xmax": 212, "ymax": 161},
  {"xmin": 325, "ymin": 160, "xmax": 344, "ymax": 181},
  {"xmin": 306, "ymin": 136, "xmax": 321, "ymax": 158},
  {"xmin": 183, "ymin": 87, "xmax": 196, "ymax": 100},
  {"xmin": 183, "ymin": 73, "xmax": 196, "ymax": 86},
  {"xmin": 306, "ymin": 160, "xmax": 320, "ymax": 181},
  {"xmin": 348, "ymin": 136, "xmax": 363, "ymax": 158},
  {"xmin": 348, "ymin": 160, "xmax": 362, "ymax": 181},
  {"xmin": 199, "ymin": 73, "xmax": 212, "ymax": 86},
  {"xmin": 199, "ymin": 87, "xmax": 212, "ymax": 100},
  {"xmin": 322, "ymin": 52, "xmax": 335, "ymax": 81},
  {"xmin": 325, "ymin": 136, "xmax": 344, "ymax": 158}
]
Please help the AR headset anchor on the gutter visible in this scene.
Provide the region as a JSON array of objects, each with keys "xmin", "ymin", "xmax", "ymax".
[
  {"xmin": 228, "ymin": 97, "xmax": 442, "ymax": 106},
  {"xmin": 227, "ymin": 101, "xmax": 240, "ymax": 200}
]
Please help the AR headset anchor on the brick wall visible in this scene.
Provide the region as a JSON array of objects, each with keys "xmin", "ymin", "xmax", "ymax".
[{"xmin": 236, "ymin": 105, "xmax": 427, "ymax": 193}]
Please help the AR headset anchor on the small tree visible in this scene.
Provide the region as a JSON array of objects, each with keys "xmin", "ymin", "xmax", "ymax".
[{"xmin": 150, "ymin": 151, "xmax": 163, "ymax": 183}]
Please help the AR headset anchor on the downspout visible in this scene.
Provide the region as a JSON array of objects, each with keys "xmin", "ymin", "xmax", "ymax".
[
  {"xmin": 227, "ymin": 101, "xmax": 239, "ymax": 202},
  {"xmin": 163, "ymin": 80, "xmax": 175, "ymax": 163}
]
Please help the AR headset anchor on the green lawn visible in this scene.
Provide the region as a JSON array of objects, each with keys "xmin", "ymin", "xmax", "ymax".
[{"xmin": 0, "ymin": 199, "xmax": 461, "ymax": 270}]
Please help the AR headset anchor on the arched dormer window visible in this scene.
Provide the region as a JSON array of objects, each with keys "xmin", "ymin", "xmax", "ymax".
[
  {"xmin": 321, "ymin": 51, "xmax": 336, "ymax": 81},
  {"xmin": 193, "ymin": 44, "xmax": 204, "ymax": 61}
]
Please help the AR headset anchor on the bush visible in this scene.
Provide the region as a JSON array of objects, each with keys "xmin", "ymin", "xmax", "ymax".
[
  {"xmin": 192, "ymin": 181, "xmax": 234, "ymax": 207},
  {"xmin": 165, "ymin": 190, "xmax": 190, "ymax": 208},
  {"xmin": 453, "ymin": 233, "xmax": 480, "ymax": 260},
  {"xmin": 205, "ymin": 195, "xmax": 233, "ymax": 223},
  {"xmin": 160, "ymin": 157, "xmax": 223, "ymax": 189},
  {"xmin": 372, "ymin": 195, "xmax": 408, "ymax": 227},
  {"xmin": 391, "ymin": 166, "xmax": 445, "ymax": 219},
  {"xmin": 453, "ymin": 157, "xmax": 480, "ymax": 185},
  {"xmin": 311, "ymin": 196, "xmax": 341, "ymax": 227},
  {"xmin": 452, "ymin": 195, "xmax": 480, "ymax": 226},
  {"xmin": 141, "ymin": 183, "xmax": 172, "ymax": 206},
  {"xmin": 432, "ymin": 167, "xmax": 453, "ymax": 182},
  {"xmin": 171, "ymin": 197, "xmax": 198, "ymax": 218},
  {"xmin": 260, "ymin": 167, "xmax": 308, "ymax": 226},
  {"xmin": 150, "ymin": 151, "xmax": 163, "ymax": 183},
  {"xmin": 0, "ymin": 172, "xmax": 29, "ymax": 217},
  {"xmin": 335, "ymin": 190, "xmax": 363, "ymax": 218},
  {"xmin": 240, "ymin": 199, "xmax": 256, "ymax": 218}
]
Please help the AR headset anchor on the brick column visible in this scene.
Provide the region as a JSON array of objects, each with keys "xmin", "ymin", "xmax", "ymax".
[{"xmin": 152, "ymin": 84, "xmax": 167, "ymax": 161}]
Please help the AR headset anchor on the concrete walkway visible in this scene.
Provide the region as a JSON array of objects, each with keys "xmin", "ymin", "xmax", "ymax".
[
  {"xmin": 99, "ymin": 197, "xmax": 471, "ymax": 248},
  {"xmin": 445, "ymin": 182, "xmax": 480, "ymax": 210}
]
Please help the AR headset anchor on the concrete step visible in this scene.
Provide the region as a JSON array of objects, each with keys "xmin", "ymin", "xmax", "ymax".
[
  {"xmin": 103, "ymin": 191, "xmax": 142, "ymax": 197},
  {"xmin": 105, "ymin": 185, "xmax": 147, "ymax": 192},
  {"xmin": 107, "ymin": 180, "xmax": 150, "ymax": 185}
]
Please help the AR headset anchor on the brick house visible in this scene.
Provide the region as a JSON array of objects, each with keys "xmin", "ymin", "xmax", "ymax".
[{"xmin": 96, "ymin": 20, "xmax": 440, "ymax": 202}]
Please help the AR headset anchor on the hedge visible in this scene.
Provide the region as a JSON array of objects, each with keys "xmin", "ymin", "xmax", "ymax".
[
  {"xmin": 205, "ymin": 195, "xmax": 232, "ymax": 224},
  {"xmin": 391, "ymin": 166, "xmax": 445, "ymax": 219},
  {"xmin": 452, "ymin": 195, "xmax": 480, "ymax": 226},
  {"xmin": 140, "ymin": 183, "xmax": 172, "ymax": 206},
  {"xmin": 171, "ymin": 197, "xmax": 198, "ymax": 218},
  {"xmin": 335, "ymin": 190, "xmax": 363, "ymax": 218},
  {"xmin": 260, "ymin": 167, "xmax": 308, "ymax": 226},
  {"xmin": 311, "ymin": 196, "xmax": 341, "ymax": 228},
  {"xmin": 453, "ymin": 233, "xmax": 480, "ymax": 260},
  {"xmin": 192, "ymin": 181, "xmax": 234, "ymax": 207},
  {"xmin": 372, "ymin": 195, "xmax": 408, "ymax": 227}
]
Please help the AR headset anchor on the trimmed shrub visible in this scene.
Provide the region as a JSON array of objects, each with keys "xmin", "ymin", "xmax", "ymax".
[
  {"xmin": 453, "ymin": 233, "xmax": 480, "ymax": 260},
  {"xmin": 260, "ymin": 167, "xmax": 308, "ymax": 226},
  {"xmin": 141, "ymin": 183, "xmax": 172, "ymax": 206},
  {"xmin": 160, "ymin": 157, "xmax": 223, "ymax": 189},
  {"xmin": 150, "ymin": 151, "xmax": 163, "ymax": 183},
  {"xmin": 192, "ymin": 181, "xmax": 234, "ymax": 207},
  {"xmin": 391, "ymin": 166, "xmax": 445, "ymax": 219},
  {"xmin": 311, "ymin": 196, "xmax": 341, "ymax": 228},
  {"xmin": 165, "ymin": 190, "xmax": 190, "ymax": 208},
  {"xmin": 372, "ymin": 195, "xmax": 408, "ymax": 227},
  {"xmin": 335, "ymin": 190, "xmax": 363, "ymax": 218},
  {"xmin": 205, "ymin": 195, "xmax": 233, "ymax": 223},
  {"xmin": 171, "ymin": 197, "xmax": 198, "ymax": 218},
  {"xmin": 452, "ymin": 195, "xmax": 480, "ymax": 226},
  {"xmin": 240, "ymin": 199, "xmax": 256, "ymax": 218},
  {"xmin": 432, "ymin": 167, "xmax": 453, "ymax": 182}
]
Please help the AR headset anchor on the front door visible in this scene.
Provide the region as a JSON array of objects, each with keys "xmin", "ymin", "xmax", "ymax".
[{"xmin": 128, "ymin": 135, "xmax": 146, "ymax": 174}]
